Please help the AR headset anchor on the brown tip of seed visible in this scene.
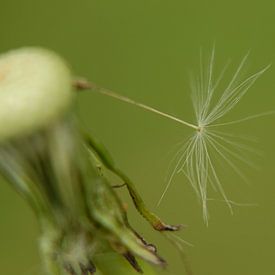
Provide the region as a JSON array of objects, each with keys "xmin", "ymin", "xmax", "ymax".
[{"xmin": 153, "ymin": 222, "xmax": 183, "ymax": 232}]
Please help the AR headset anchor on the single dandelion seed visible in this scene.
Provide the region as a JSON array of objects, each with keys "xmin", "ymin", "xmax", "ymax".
[{"xmin": 75, "ymin": 48, "xmax": 271, "ymax": 224}]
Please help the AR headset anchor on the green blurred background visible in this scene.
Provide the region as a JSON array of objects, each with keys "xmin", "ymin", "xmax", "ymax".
[{"xmin": 1, "ymin": 0, "xmax": 275, "ymax": 274}]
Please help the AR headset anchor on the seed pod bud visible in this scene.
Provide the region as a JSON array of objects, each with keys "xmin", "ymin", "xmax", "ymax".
[{"xmin": 0, "ymin": 47, "xmax": 73, "ymax": 142}]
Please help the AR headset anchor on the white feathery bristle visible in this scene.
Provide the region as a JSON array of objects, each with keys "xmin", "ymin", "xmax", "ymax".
[{"xmin": 158, "ymin": 48, "xmax": 269, "ymax": 223}]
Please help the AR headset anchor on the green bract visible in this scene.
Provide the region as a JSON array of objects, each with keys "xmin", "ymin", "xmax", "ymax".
[{"xmin": 0, "ymin": 47, "xmax": 73, "ymax": 142}]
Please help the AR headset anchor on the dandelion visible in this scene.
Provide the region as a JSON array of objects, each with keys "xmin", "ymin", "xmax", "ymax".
[
  {"xmin": 0, "ymin": 47, "xmax": 172, "ymax": 275},
  {"xmin": 6, "ymin": 46, "xmax": 265, "ymax": 274},
  {"xmin": 78, "ymin": 48, "xmax": 271, "ymax": 224}
]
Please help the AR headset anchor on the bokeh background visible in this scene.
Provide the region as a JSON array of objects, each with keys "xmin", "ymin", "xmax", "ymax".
[{"xmin": 1, "ymin": 1, "xmax": 275, "ymax": 274}]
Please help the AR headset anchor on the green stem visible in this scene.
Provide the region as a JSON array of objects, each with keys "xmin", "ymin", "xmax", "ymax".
[{"xmin": 84, "ymin": 131, "xmax": 182, "ymax": 232}]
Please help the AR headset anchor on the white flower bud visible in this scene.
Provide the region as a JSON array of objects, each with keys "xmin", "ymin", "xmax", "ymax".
[{"xmin": 0, "ymin": 47, "xmax": 74, "ymax": 142}]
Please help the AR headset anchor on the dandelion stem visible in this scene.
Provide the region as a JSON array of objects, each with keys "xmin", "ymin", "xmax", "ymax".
[{"xmin": 73, "ymin": 78, "xmax": 199, "ymax": 131}]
